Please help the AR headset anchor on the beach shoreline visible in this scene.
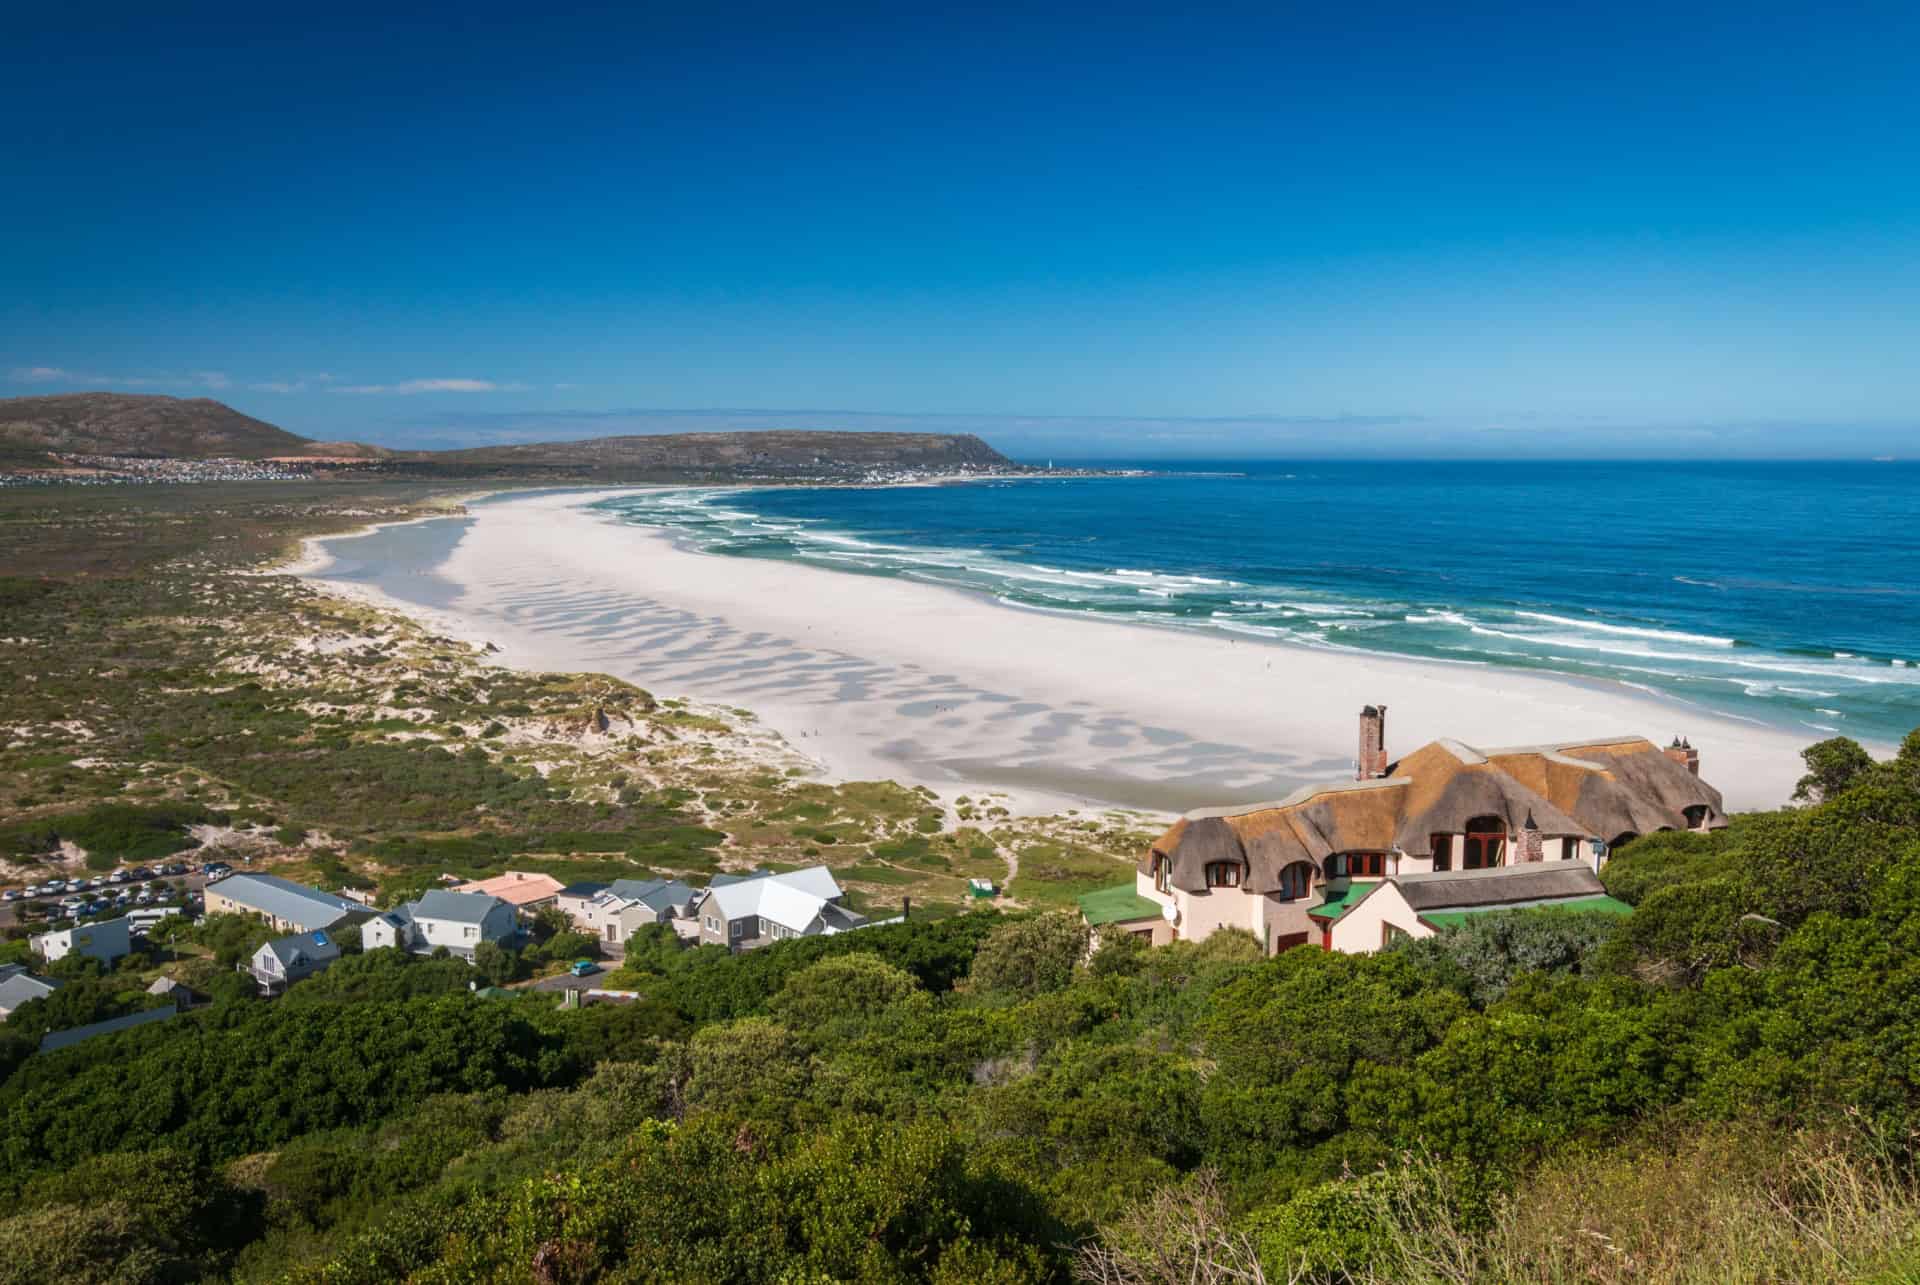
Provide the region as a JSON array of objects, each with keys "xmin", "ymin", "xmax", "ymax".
[{"xmin": 294, "ymin": 488, "xmax": 1815, "ymax": 815}]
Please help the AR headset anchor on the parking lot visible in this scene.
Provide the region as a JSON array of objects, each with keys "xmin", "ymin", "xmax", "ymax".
[{"xmin": 0, "ymin": 864, "xmax": 215, "ymax": 930}]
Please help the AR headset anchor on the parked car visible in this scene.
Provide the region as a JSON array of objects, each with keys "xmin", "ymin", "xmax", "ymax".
[
  {"xmin": 41, "ymin": 880, "xmax": 66, "ymax": 895},
  {"xmin": 2, "ymin": 889, "xmax": 20, "ymax": 903},
  {"xmin": 108, "ymin": 871, "xmax": 129, "ymax": 885},
  {"xmin": 159, "ymin": 862, "xmax": 188, "ymax": 877},
  {"xmin": 569, "ymin": 959, "xmax": 599, "ymax": 977}
]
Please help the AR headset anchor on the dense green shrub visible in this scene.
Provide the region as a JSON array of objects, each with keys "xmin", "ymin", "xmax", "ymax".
[{"xmin": 0, "ymin": 800, "xmax": 216, "ymax": 862}]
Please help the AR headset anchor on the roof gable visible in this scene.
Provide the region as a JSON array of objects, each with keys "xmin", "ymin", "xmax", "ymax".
[{"xmin": 412, "ymin": 890, "xmax": 508, "ymax": 924}]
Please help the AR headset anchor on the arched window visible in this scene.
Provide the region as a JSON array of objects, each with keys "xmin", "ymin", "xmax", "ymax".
[
  {"xmin": 1429, "ymin": 833, "xmax": 1453, "ymax": 872},
  {"xmin": 1276, "ymin": 861, "xmax": 1314, "ymax": 901},
  {"xmin": 1204, "ymin": 861, "xmax": 1242, "ymax": 889},
  {"xmin": 1463, "ymin": 817, "xmax": 1506, "ymax": 869},
  {"xmin": 1683, "ymin": 805, "xmax": 1710, "ymax": 829}
]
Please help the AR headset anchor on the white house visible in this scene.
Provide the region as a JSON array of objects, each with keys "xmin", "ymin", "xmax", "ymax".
[
  {"xmin": 562, "ymin": 878, "xmax": 699, "ymax": 949},
  {"xmin": 690, "ymin": 867, "xmax": 867, "ymax": 952},
  {"xmin": 32, "ymin": 916, "xmax": 132, "ymax": 966},
  {"xmin": 247, "ymin": 929, "xmax": 343, "ymax": 993},
  {"xmin": 364, "ymin": 890, "xmax": 517, "ymax": 960}
]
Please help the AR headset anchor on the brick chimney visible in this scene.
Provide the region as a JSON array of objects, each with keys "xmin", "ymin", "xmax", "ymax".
[
  {"xmin": 1664, "ymin": 736, "xmax": 1700, "ymax": 776},
  {"xmin": 1357, "ymin": 705, "xmax": 1389, "ymax": 780},
  {"xmin": 1517, "ymin": 811, "xmax": 1544, "ymax": 863}
]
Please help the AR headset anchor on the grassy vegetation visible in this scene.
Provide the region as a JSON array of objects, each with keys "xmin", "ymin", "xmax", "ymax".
[
  {"xmin": 3, "ymin": 478, "xmax": 1920, "ymax": 1281},
  {"xmin": 0, "ymin": 483, "xmax": 1146, "ymax": 915}
]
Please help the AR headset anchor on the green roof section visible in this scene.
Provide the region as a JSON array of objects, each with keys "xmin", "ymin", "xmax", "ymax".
[
  {"xmin": 1307, "ymin": 880, "xmax": 1380, "ymax": 922},
  {"xmin": 1420, "ymin": 894, "xmax": 1634, "ymax": 931},
  {"xmin": 1077, "ymin": 884, "xmax": 1165, "ymax": 926}
]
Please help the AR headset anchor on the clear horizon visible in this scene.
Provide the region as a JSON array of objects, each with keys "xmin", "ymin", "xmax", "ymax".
[{"xmin": 4, "ymin": 2, "xmax": 1917, "ymax": 458}]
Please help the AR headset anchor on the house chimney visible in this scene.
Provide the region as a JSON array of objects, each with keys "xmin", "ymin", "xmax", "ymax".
[
  {"xmin": 1357, "ymin": 705, "xmax": 1389, "ymax": 780},
  {"xmin": 1518, "ymin": 811, "xmax": 1544, "ymax": 863},
  {"xmin": 1665, "ymin": 736, "xmax": 1700, "ymax": 776}
]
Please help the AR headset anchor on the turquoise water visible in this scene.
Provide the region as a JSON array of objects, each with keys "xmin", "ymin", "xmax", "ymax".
[{"xmin": 591, "ymin": 461, "xmax": 1920, "ymax": 744}]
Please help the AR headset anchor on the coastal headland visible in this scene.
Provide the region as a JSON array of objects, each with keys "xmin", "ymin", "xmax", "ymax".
[{"xmin": 302, "ymin": 487, "xmax": 1811, "ymax": 814}]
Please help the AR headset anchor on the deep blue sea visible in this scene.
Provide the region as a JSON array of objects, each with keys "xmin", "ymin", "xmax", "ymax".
[{"xmin": 592, "ymin": 461, "xmax": 1920, "ymax": 744}]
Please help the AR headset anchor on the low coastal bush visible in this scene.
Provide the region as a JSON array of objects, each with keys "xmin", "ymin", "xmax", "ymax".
[{"xmin": 0, "ymin": 800, "xmax": 217, "ymax": 863}]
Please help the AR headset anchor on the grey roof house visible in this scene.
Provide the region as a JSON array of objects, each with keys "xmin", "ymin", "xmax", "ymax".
[
  {"xmin": 565, "ymin": 877, "xmax": 699, "ymax": 948},
  {"xmin": 32, "ymin": 916, "xmax": 132, "ymax": 966},
  {"xmin": 0, "ymin": 964, "xmax": 61, "ymax": 1019},
  {"xmin": 691, "ymin": 866, "xmax": 867, "ymax": 952},
  {"xmin": 363, "ymin": 890, "xmax": 517, "ymax": 960},
  {"xmin": 247, "ymin": 930, "xmax": 343, "ymax": 993},
  {"xmin": 204, "ymin": 874, "xmax": 370, "ymax": 935}
]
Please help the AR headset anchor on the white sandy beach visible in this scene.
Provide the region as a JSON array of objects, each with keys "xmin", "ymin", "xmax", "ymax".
[{"xmin": 300, "ymin": 488, "xmax": 1810, "ymax": 814}]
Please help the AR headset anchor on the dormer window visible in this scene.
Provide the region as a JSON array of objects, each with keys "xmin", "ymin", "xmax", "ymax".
[
  {"xmin": 1464, "ymin": 817, "xmax": 1507, "ymax": 869},
  {"xmin": 1326, "ymin": 852, "xmax": 1386, "ymax": 879},
  {"xmin": 1276, "ymin": 861, "xmax": 1314, "ymax": 902},
  {"xmin": 1683, "ymin": 805, "xmax": 1710, "ymax": 830},
  {"xmin": 1153, "ymin": 854, "xmax": 1172, "ymax": 894},
  {"xmin": 1204, "ymin": 861, "xmax": 1242, "ymax": 889}
]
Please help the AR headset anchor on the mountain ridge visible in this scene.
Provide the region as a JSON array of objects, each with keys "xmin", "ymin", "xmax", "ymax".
[{"xmin": 0, "ymin": 393, "xmax": 1014, "ymax": 477}]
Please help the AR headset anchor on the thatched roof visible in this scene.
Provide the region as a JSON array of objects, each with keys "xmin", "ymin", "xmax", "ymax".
[
  {"xmin": 1486, "ymin": 737, "xmax": 1728, "ymax": 840},
  {"xmin": 1387, "ymin": 741, "xmax": 1589, "ymax": 855},
  {"xmin": 1148, "ymin": 733, "xmax": 1725, "ymax": 886},
  {"xmin": 1393, "ymin": 863, "xmax": 1606, "ymax": 911}
]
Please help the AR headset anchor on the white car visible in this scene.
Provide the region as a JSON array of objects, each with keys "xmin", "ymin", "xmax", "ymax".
[{"xmin": 41, "ymin": 880, "xmax": 66, "ymax": 895}]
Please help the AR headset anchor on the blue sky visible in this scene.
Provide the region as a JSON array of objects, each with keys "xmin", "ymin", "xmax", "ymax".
[{"xmin": 3, "ymin": 1, "xmax": 1916, "ymax": 458}]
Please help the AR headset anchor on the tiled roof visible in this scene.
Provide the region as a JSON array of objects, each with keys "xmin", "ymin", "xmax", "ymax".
[{"xmin": 452, "ymin": 871, "xmax": 565, "ymax": 906}]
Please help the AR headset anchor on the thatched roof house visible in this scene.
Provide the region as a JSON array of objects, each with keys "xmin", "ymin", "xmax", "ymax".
[
  {"xmin": 1148, "ymin": 730, "xmax": 1723, "ymax": 897},
  {"xmin": 1093, "ymin": 707, "xmax": 1724, "ymax": 956}
]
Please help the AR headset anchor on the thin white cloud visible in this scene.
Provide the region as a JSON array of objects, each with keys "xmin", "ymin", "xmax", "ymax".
[
  {"xmin": 194, "ymin": 371, "xmax": 232, "ymax": 389},
  {"xmin": 10, "ymin": 366, "xmax": 74, "ymax": 383},
  {"xmin": 334, "ymin": 378, "xmax": 525, "ymax": 395},
  {"xmin": 250, "ymin": 380, "xmax": 304, "ymax": 393}
]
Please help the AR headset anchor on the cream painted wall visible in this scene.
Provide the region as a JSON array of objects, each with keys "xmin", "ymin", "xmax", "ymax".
[{"xmin": 1328, "ymin": 883, "xmax": 1435, "ymax": 954}]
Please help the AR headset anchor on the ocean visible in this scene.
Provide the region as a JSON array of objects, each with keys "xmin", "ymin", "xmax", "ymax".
[{"xmin": 588, "ymin": 461, "xmax": 1920, "ymax": 747}]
